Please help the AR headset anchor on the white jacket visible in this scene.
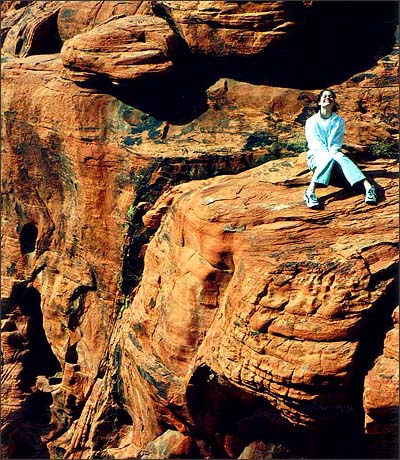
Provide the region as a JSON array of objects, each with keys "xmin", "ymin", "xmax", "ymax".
[{"xmin": 305, "ymin": 112, "xmax": 345, "ymax": 156}]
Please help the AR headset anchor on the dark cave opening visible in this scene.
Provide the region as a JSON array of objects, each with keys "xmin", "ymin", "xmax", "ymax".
[
  {"xmin": 3, "ymin": 284, "xmax": 62, "ymax": 459},
  {"xmin": 64, "ymin": 343, "xmax": 78, "ymax": 365},
  {"xmin": 186, "ymin": 364, "xmax": 370, "ymax": 459},
  {"xmin": 19, "ymin": 223, "xmax": 38, "ymax": 254},
  {"xmin": 104, "ymin": 57, "xmax": 219, "ymax": 125},
  {"xmin": 14, "ymin": 286, "xmax": 60, "ymax": 376},
  {"xmin": 217, "ymin": 1, "xmax": 398, "ymax": 89},
  {"xmin": 186, "ymin": 365, "xmax": 306, "ymax": 458},
  {"xmin": 24, "ymin": 10, "xmax": 62, "ymax": 56}
]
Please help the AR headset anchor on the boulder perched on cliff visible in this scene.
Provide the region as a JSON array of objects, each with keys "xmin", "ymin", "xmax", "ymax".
[{"xmin": 60, "ymin": 15, "xmax": 185, "ymax": 84}]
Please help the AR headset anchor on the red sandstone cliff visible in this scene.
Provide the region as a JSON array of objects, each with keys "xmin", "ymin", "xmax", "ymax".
[{"xmin": 1, "ymin": 2, "xmax": 398, "ymax": 459}]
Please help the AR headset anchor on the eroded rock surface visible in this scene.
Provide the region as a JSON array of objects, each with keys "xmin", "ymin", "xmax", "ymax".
[
  {"xmin": 1, "ymin": 1, "xmax": 398, "ymax": 459},
  {"xmin": 128, "ymin": 157, "xmax": 398, "ymax": 457},
  {"xmin": 151, "ymin": 1, "xmax": 309, "ymax": 56},
  {"xmin": 364, "ymin": 306, "xmax": 399, "ymax": 458},
  {"xmin": 60, "ymin": 15, "xmax": 184, "ymax": 84},
  {"xmin": 1, "ymin": 1, "xmax": 62, "ymax": 57},
  {"xmin": 57, "ymin": 1, "xmax": 151, "ymax": 42}
]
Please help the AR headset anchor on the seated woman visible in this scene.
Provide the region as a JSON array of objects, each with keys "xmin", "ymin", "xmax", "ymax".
[{"xmin": 304, "ymin": 89, "xmax": 376, "ymax": 208}]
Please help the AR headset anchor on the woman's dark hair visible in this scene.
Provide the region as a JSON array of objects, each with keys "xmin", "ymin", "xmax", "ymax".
[{"xmin": 316, "ymin": 88, "xmax": 339, "ymax": 112}]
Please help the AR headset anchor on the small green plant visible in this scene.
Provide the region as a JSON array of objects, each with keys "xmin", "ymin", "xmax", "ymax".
[
  {"xmin": 126, "ymin": 205, "xmax": 136, "ymax": 221},
  {"xmin": 244, "ymin": 131, "xmax": 307, "ymax": 159},
  {"xmin": 368, "ymin": 138, "xmax": 398, "ymax": 159},
  {"xmin": 6, "ymin": 262, "xmax": 16, "ymax": 275},
  {"xmin": 243, "ymin": 131, "xmax": 276, "ymax": 150},
  {"xmin": 281, "ymin": 137, "xmax": 308, "ymax": 154},
  {"xmin": 268, "ymin": 141, "xmax": 281, "ymax": 158},
  {"xmin": 118, "ymin": 295, "xmax": 131, "ymax": 318}
]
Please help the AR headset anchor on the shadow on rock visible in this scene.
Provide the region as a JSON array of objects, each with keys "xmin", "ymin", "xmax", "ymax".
[
  {"xmin": 218, "ymin": 1, "xmax": 398, "ymax": 89},
  {"xmin": 95, "ymin": 58, "xmax": 219, "ymax": 125}
]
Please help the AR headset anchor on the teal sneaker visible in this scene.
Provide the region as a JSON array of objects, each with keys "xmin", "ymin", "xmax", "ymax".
[
  {"xmin": 365, "ymin": 186, "xmax": 377, "ymax": 204},
  {"xmin": 304, "ymin": 190, "xmax": 320, "ymax": 208}
]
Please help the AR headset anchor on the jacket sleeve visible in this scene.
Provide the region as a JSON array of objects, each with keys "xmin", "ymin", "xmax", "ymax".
[
  {"xmin": 305, "ymin": 117, "xmax": 329, "ymax": 153},
  {"xmin": 328, "ymin": 117, "xmax": 345, "ymax": 154}
]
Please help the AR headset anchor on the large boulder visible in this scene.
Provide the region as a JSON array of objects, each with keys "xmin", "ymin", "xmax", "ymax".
[{"xmin": 60, "ymin": 15, "xmax": 185, "ymax": 84}]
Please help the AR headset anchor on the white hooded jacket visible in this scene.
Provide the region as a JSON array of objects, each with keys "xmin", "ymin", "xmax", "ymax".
[{"xmin": 305, "ymin": 112, "xmax": 345, "ymax": 169}]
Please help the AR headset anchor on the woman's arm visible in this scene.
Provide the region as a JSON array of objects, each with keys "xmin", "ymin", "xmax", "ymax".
[
  {"xmin": 305, "ymin": 117, "xmax": 329, "ymax": 153},
  {"xmin": 328, "ymin": 117, "xmax": 345, "ymax": 154}
]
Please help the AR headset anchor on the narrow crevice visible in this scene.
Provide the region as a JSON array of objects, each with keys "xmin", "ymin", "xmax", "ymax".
[
  {"xmin": 2, "ymin": 284, "xmax": 62, "ymax": 459},
  {"xmin": 67, "ymin": 276, "xmax": 97, "ymax": 331},
  {"xmin": 20, "ymin": 222, "xmax": 38, "ymax": 254},
  {"xmin": 359, "ymin": 265, "xmax": 398, "ymax": 371},
  {"xmin": 349, "ymin": 269, "xmax": 399, "ymax": 441},
  {"xmin": 120, "ymin": 154, "xmax": 253, "ymax": 297}
]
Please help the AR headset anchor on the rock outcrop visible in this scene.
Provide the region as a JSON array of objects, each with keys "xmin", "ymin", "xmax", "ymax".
[
  {"xmin": 149, "ymin": 1, "xmax": 309, "ymax": 56},
  {"xmin": 60, "ymin": 15, "xmax": 184, "ymax": 84},
  {"xmin": 57, "ymin": 1, "xmax": 151, "ymax": 42},
  {"xmin": 364, "ymin": 306, "xmax": 399, "ymax": 458},
  {"xmin": 1, "ymin": 1, "xmax": 62, "ymax": 57},
  {"xmin": 114, "ymin": 156, "xmax": 397, "ymax": 459},
  {"xmin": 1, "ymin": 1, "xmax": 398, "ymax": 459}
]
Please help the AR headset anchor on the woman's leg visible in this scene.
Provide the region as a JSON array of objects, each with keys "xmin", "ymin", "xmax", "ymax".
[
  {"xmin": 332, "ymin": 152, "xmax": 376, "ymax": 202},
  {"xmin": 331, "ymin": 152, "xmax": 366, "ymax": 186},
  {"xmin": 304, "ymin": 152, "xmax": 335, "ymax": 207},
  {"xmin": 308, "ymin": 153, "xmax": 336, "ymax": 189}
]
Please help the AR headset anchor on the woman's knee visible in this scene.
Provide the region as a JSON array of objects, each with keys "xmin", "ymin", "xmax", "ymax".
[{"xmin": 333, "ymin": 151, "xmax": 347, "ymax": 160}]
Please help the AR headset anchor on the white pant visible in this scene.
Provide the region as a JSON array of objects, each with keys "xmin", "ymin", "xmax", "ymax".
[{"xmin": 307, "ymin": 151, "xmax": 366, "ymax": 186}]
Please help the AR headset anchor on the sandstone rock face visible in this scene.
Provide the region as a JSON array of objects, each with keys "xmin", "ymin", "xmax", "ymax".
[
  {"xmin": 1, "ymin": 1, "xmax": 398, "ymax": 459},
  {"xmin": 61, "ymin": 15, "xmax": 184, "ymax": 84},
  {"xmin": 1, "ymin": 1, "xmax": 62, "ymax": 57},
  {"xmin": 363, "ymin": 306, "xmax": 399, "ymax": 458},
  {"xmin": 120, "ymin": 157, "xmax": 397, "ymax": 457},
  {"xmin": 152, "ymin": 1, "xmax": 308, "ymax": 56},
  {"xmin": 57, "ymin": 1, "xmax": 151, "ymax": 42},
  {"xmin": 1, "ymin": 54, "xmax": 129, "ymax": 458}
]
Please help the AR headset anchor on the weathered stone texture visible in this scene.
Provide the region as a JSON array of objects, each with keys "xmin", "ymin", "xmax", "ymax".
[
  {"xmin": 1, "ymin": 1, "xmax": 62, "ymax": 57},
  {"xmin": 151, "ymin": 1, "xmax": 308, "ymax": 56},
  {"xmin": 363, "ymin": 306, "xmax": 399, "ymax": 457},
  {"xmin": 130, "ymin": 154, "xmax": 398, "ymax": 423},
  {"xmin": 57, "ymin": 1, "xmax": 151, "ymax": 42},
  {"xmin": 60, "ymin": 15, "xmax": 184, "ymax": 84}
]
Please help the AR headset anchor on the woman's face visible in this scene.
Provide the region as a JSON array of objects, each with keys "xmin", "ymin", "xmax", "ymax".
[{"xmin": 319, "ymin": 91, "xmax": 335, "ymax": 110}]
